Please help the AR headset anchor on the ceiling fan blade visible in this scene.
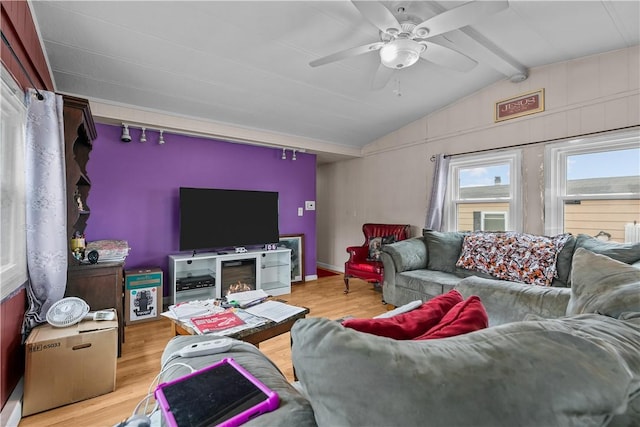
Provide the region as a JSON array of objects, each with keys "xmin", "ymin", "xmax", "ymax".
[
  {"xmin": 371, "ymin": 63, "xmax": 395, "ymax": 90},
  {"xmin": 414, "ymin": 0, "xmax": 509, "ymax": 39},
  {"xmin": 352, "ymin": 1, "xmax": 402, "ymax": 35},
  {"xmin": 420, "ymin": 42, "xmax": 477, "ymax": 72},
  {"xmin": 309, "ymin": 42, "xmax": 384, "ymax": 67}
]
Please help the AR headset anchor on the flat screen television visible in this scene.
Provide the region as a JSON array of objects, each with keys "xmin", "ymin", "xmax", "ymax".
[{"xmin": 179, "ymin": 187, "xmax": 280, "ymax": 251}]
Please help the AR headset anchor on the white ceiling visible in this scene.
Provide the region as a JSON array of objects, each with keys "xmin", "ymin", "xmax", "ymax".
[{"xmin": 31, "ymin": 1, "xmax": 639, "ymax": 162}]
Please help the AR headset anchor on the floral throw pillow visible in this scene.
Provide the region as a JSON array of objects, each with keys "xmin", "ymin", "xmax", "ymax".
[
  {"xmin": 456, "ymin": 232, "xmax": 571, "ymax": 286},
  {"xmin": 368, "ymin": 235, "xmax": 396, "ymax": 261}
]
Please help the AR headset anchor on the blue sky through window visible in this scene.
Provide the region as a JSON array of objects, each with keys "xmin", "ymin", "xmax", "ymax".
[
  {"xmin": 567, "ymin": 148, "xmax": 640, "ymax": 180},
  {"xmin": 460, "ymin": 164, "xmax": 510, "ymax": 187},
  {"xmin": 459, "ymin": 148, "xmax": 640, "ymax": 187}
]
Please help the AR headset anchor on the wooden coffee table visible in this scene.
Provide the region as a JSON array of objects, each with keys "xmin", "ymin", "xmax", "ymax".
[{"xmin": 169, "ymin": 306, "xmax": 309, "ymax": 348}]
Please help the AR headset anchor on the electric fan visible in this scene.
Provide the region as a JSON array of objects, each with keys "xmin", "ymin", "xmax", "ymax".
[
  {"xmin": 46, "ymin": 297, "xmax": 90, "ymax": 327},
  {"xmin": 46, "ymin": 297, "xmax": 116, "ymax": 327}
]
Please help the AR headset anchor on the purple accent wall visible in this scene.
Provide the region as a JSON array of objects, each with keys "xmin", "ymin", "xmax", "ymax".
[{"xmin": 87, "ymin": 124, "xmax": 316, "ymax": 297}]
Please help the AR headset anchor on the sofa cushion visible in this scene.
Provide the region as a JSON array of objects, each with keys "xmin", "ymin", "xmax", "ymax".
[
  {"xmin": 456, "ymin": 232, "xmax": 571, "ymax": 286},
  {"xmin": 566, "ymin": 248, "xmax": 640, "ymax": 317},
  {"xmin": 381, "ymin": 237, "xmax": 427, "ymax": 272},
  {"xmin": 554, "ymin": 234, "xmax": 576, "ymax": 286},
  {"xmin": 291, "ymin": 315, "xmax": 639, "ymax": 427},
  {"xmin": 423, "ymin": 230, "xmax": 466, "ymax": 273},
  {"xmin": 575, "ymin": 234, "xmax": 640, "ymax": 265},
  {"xmin": 455, "ymin": 276, "xmax": 571, "ymax": 326},
  {"xmin": 342, "ymin": 289, "xmax": 463, "ymax": 339},
  {"xmin": 413, "ymin": 295, "xmax": 488, "ymax": 340}
]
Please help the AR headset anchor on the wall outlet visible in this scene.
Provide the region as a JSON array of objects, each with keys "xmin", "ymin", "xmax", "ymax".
[
  {"xmin": 298, "ymin": 207, "xmax": 304, "ymax": 216},
  {"xmin": 305, "ymin": 201, "xmax": 316, "ymax": 210}
]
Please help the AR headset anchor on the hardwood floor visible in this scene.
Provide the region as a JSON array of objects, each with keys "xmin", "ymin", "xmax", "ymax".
[{"xmin": 18, "ymin": 273, "xmax": 387, "ymax": 426}]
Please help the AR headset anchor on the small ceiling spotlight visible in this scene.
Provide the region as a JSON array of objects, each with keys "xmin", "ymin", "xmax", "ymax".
[
  {"xmin": 120, "ymin": 123, "xmax": 131, "ymax": 143},
  {"xmin": 281, "ymin": 148, "xmax": 287, "ymax": 160},
  {"xmin": 158, "ymin": 130, "xmax": 165, "ymax": 145},
  {"xmin": 140, "ymin": 127, "xmax": 147, "ymax": 143},
  {"xmin": 292, "ymin": 149, "xmax": 297, "ymax": 161}
]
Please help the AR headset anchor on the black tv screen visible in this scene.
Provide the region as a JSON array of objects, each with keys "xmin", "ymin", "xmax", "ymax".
[{"xmin": 179, "ymin": 187, "xmax": 280, "ymax": 251}]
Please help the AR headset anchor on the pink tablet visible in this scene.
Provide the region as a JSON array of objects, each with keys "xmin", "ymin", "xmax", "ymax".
[{"xmin": 155, "ymin": 357, "xmax": 279, "ymax": 427}]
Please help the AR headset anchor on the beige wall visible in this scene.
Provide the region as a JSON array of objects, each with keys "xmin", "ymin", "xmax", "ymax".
[{"xmin": 317, "ymin": 46, "xmax": 640, "ymax": 271}]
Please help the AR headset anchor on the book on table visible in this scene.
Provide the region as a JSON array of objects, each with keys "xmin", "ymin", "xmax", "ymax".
[{"xmin": 190, "ymin": 311, "xmax": 245, "ymax": 334}]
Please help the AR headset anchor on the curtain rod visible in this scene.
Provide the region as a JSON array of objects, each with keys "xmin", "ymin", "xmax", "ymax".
[
  {"xmin": 1, "ymin": 30, "xmax": 44, "ymax": 100},
  {"xmin": 429, "ymin": 125, "xmax": 639, "ymax": 162}
]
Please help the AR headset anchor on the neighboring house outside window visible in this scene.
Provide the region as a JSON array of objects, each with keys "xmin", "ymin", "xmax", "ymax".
[
  {"xmin": 545, "ymin": 130, "xmax": 640, "ymax": 243},
  {"xmin": 445, "ymin": 150, "xmax": 522, "ymax": 232}
]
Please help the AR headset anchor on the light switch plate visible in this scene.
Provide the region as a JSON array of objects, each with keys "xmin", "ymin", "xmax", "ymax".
[
  {"xmin": 305, "ymin": 201, "xmax": 316, "ymax": 210},
  {"xmin": 298, "ymin": 207, "xmax": 304, "ymax": 216}
]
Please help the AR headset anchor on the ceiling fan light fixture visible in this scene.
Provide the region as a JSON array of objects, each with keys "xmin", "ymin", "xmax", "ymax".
[{"xmin": 380, "ymin": 39, "xmax": 424, "ymax": 69}]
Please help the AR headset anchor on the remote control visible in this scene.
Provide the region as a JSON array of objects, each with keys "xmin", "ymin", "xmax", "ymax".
[{"xmin": 178, "ymin": 338, "xmax": 233, "ymax": 357}]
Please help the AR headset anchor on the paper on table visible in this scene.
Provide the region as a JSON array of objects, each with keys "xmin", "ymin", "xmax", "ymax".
[
  {"xmin": 168, "ymin": 299, "xmax": 221, "ymax": 320},
  {"xmin": 244, "ymin": 300, "xmax": 306, "ymax": 323},
  {"xmin": 226, "ymin": 289, "xmax": 269, "ymax": 304}
]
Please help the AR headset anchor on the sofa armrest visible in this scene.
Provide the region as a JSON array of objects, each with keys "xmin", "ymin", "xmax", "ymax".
[
  {"xmin": 380, "ymin": 237, "xmax": 427, "ymax": 273},
  {"xmin": 160, "ymin": 336, "xmax": 317, "ymax": 426},
  {"xmin": 346, "ymin": 245, "xmax": 369, "ymax": 263},
  {"xmin": 454, "ymin": 276, "xmax": 571, "ymax": 326}
]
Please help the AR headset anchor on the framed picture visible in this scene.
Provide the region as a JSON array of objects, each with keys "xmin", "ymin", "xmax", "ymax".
[
  {"xmin": 278, "ymin": 234, "xmax": 304, "ymax": 283},
  {"xmin": 495, "ymin": 89, "xmax": 545, "ymax": 122}
]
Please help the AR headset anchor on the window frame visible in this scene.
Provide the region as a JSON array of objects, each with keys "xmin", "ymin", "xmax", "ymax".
[
  {"xmin": 544, "ymin": 129, "xmax": 640, "ymax": 237},
  {"xmin": 0, "ymin": 66, "xmax": 28, "ymax": 301},
  {"xmin": 444, "ymin": 150, "xmax": 523, "ymax": 232}
]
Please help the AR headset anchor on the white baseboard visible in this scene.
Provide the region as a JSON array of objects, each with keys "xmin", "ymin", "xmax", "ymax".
[
  {"xmin": 0, "ymin": 377, "xmax": 23, "ymax": 427},
  {"xmin": 304, "ymin": 274, "xmax": 318, "ymax": 282},
  {"xmin": 317, "ymin": 262, "xmax": 344, "ymax": 273}
]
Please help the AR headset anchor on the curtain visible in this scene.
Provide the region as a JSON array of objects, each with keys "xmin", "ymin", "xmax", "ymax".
[
  {"xmin": 22, "ymin": 89, "xmax": 67, "ymax": 338},
  {"xmin": 425, "ymin": 154, "xmax": 450, "ymax": 231}
]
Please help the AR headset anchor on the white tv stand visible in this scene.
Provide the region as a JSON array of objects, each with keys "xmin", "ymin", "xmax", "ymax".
[{"xmin": 168, "ymin": 248, "xmax": 291, "ymax": 304}]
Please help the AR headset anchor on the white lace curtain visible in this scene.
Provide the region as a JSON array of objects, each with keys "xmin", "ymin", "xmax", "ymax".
[
  {"xmin": 425, "ymin": 154, "xmax": 450, "ymax": 231},
  {"xmin": 22, "ymin": 89, "xmax": 67, "ymax": 338}
]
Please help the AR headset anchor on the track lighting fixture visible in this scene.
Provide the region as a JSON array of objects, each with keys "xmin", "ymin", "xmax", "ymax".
[
  {"xmin": 120, "ymin": 123, "xmax": 131, "ymax": 143},
  {"xmin": 121, "ymin": 123, "xmax": 167, "ymax": 145},
  {"xmin": 280, "ymin": 147, "xmax": 305, "ymax": 160}
]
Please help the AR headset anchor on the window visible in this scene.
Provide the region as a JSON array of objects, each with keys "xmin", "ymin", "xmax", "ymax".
[
  {"xmin": 545, "ymin": 130, "xmax": 640, "ymax": 242},
  {"xmin": 478, "ymin": 211, "xmax": 508, "ymax": 231},
  {"xmin": 0, "ymin": 66, "xmax": 27, "ymax": 300},
  {"xmin": 445, "ymin": 150, "xmax": 522, "ymax": 232}
]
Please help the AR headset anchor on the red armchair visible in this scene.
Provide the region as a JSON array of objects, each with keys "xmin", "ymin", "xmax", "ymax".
[{"xmin": 344, "ymin": 223, "xmax": 411, "ymax": 294}]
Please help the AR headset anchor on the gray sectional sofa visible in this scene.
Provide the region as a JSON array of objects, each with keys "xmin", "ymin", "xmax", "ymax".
[
  {"xmin": 380, "ymin": 230, "xmax": 640, "ymax": 324},
  {"xmin": 154, "ymin": 244, "xmax": 640, "ymax": 426}
]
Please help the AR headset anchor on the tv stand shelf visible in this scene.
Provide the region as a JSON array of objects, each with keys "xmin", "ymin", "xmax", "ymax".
[{"xmin": 168, "ymin": 248, "xmax": 291, "ymax": 305}]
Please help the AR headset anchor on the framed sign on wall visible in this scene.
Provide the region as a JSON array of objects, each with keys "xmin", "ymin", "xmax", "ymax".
[
  {"xmin": 278, "ymin": 234, "xmax": 304, "ymax": 283},
  {"xmin": 495, "ymin": 89, "xmax": 545, "ymax": 122}
]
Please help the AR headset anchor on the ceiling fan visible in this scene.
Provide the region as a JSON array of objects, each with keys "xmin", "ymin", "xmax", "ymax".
[{"xmin": 309, "ymin": 1, "xmax": 509, "ymax": 89}]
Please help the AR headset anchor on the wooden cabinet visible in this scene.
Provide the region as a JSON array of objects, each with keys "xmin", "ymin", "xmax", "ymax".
[
  {"xmin": 61, "ymin": 96, "xmax": 125, "ymax": 356},
  {"xmin": 63, "ymin": 95, "xmax": 96, "ymax": 260},
  {"xmin": 65, "ymin": 262, "xmax": 124, "ymax": 356}
]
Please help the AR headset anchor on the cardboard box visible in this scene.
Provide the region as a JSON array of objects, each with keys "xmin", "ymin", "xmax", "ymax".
[
  {"xmin": 124, "ymin": 267, "xmax": 162, "ymax": 325},
  {"xmin": 23, "ymin": 312, "xmax": 118, "ymax": 416}
]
